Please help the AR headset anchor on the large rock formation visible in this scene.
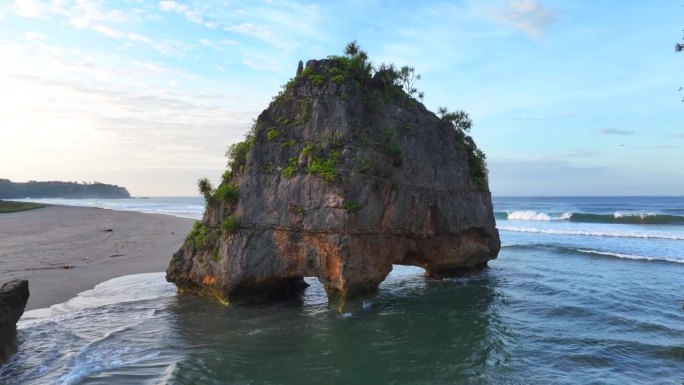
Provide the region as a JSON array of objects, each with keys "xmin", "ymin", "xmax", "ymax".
[
  {"xmin": 0, "ymin": 280, "xmax": 29, "ymax": 363},
  {"xmin": 167, "ymin": 50, "xmax": 500, "ymax": 307}
]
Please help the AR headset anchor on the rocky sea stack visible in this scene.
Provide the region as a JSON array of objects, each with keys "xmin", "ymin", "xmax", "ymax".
[
  {"xmin": 167, "ymin": 43, "xmax": 500, "ymax": 307},
  {"xmin": 0, "ymin": 280, "xmax": 29, "ymax": 363}
]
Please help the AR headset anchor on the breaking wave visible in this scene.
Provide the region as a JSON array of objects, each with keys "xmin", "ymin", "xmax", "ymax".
[
  {"xmin": 501, "ymin": 244, "xmax": 684, "ymax": 264},
  {"xmin": 497, "ymin": 211, "xmax": 684, "ymax": 225},
  {"xmin": 500, "ymin": 211, "xmax": 572, "ymax": 221},
  {"xmin": 576, "ymin": 249, "xmax": 684, "ymax": 264},
  {"xmin": 499, "ymin": 226, "xmax": 684, "ymax": 241}
]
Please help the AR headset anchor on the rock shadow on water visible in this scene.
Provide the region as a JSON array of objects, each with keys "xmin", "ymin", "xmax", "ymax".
[{"xmin": 165, "ymin": 265, "xmax": 509, "ymax": 385}]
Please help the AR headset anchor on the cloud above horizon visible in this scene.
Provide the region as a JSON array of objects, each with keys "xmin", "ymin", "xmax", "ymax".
[
  {"xmin": 594, "ymin": 128, "xmax": 634, "ymax": 136},
  {"xmin": 487, "ymin": 0, "xmax": 556, "ymax": 39},
  {"xmin": 10, "ymin": 0, "xmax": 48, "ymax": 18},
  {"xmin": 488, "ymin": 158, "xmax": 608, "ymax": 195},
  {"xmin": 0, "ymin": 30, "xmax": 259, "ymax": 185}
]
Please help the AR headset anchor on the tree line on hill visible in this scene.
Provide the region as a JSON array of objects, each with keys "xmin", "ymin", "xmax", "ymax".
[{"xmin": 0, "ymin": 179, "xmax": 130, "ymax": 199}]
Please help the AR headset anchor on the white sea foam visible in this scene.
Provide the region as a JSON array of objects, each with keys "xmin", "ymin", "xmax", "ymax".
[
  {"xmin": 10, "ymin": 273, "xmax": 179, "ymax": 385},
  {"xmin": 506, "ymin": 211, "xmax": 573, "ymax": 221},
  {"xmin": 499, "ymin": 226, "xmax": 684, "ymax": 240},
  {"xmin": 21, "ymin": 273, "xmax": 174, "ymax": 325},
  {"xmin": 577, "ymin": 249, "xmax": 684, "ymax": 264},
  {"xmin": 613, "ymin": 211, "xmax": 657, "ymax": 219}
]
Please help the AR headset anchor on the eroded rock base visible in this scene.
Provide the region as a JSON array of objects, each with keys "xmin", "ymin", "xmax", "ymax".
[{"xmin": 167, "ymin": 227, "xmax": 499, "ymax": 309}]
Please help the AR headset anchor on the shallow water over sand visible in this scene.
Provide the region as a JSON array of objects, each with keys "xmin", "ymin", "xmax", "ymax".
[{"xmin": 2, "ymin": 251, "xmax": 683, "ymax": 385}]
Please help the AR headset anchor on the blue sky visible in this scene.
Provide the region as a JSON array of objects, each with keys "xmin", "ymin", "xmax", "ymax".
[{"xmin": 1, "ymin": 0, "xmax": 682, "ymax": 196}]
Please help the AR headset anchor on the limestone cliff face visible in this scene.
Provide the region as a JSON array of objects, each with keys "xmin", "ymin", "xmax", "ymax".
[{"xmin": 167, "ymin": 58, "xmax": 500, "ymax": 306}]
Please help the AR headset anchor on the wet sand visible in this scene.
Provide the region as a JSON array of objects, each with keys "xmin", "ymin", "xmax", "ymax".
[{"xmin": 0, "ymin": 205, "xmax": 194, "ymax": 310}]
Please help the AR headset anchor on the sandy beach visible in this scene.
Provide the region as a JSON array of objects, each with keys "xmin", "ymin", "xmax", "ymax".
[{"xmin": 0, "ymin": 205, "xmax": 195, "ymax": 310}]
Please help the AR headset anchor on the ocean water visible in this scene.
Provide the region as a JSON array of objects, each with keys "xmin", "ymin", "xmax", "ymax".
[{"xmin": 1, "ymin": 196, "xmax": 683, "ymax": 384}]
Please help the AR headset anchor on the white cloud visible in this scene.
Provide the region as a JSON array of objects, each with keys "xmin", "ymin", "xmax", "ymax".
[
  {"xmin": 158, "ymin": 1, "xmax": 214, "ymax": 27},
  {"xmin": 126, "ymin": 32, "xmax": 150, "ymax": 44},
  {"xmin": 11, "ymin": 0, "xmax": 47, "ymax": 18},
  {"xmin": 224, "ymin": 22, "xmax": 273, "ymax": 41},
  {"xmin": 488, "ymin": 158, "xmax": 607, "ymax": 195},
  {"xmin": 242, "ymin": 51, "xmax": 284, "ymax": 72},
  {"xmin": 153, "ymin": 38, "xmax": 192, "ymax": 57},
  {"xmin": 184, "ymin": 10, "xmax": 202, "ymax": 24},
  {"xmin": 158, "ymin": 0, "xmax": 188, "ymax": 13},
  {"xmin": 91, "ymin": 23, "xmax": 121, "ymax": 38},
  {"xmin": 197, "ymin": 38, "xmax": 238, "ymax": 51},
  {"xmin": 488, "ymin": 0, "xmax": 556, "ymax": 39},
  {"xmin": 0, "ymin": 40, "xmax": 261, "ymax": 195},
  {"xmin": 67, "ymin": 0, "xmax": 127, "ymax": 29},
  {"xmin": 23, "ymin": 31, "xmax": 46, "ymax": 41},
  {"xmin": 13, "ymin": 1, "xmax": 185, "ymax": 57},
  {"xmin": 595, "ymin": 128, "xmax": 634, "ymax": 136}
]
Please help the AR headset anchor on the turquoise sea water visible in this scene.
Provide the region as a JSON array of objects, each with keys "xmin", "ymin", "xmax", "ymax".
[{"xmin": 1, "ymin": 196, "xmax": 683, "ymax": 384}]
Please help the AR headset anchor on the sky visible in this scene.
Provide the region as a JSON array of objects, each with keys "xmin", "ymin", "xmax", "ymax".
[{"xmin": 1, "ymin": 0, "xmax": 682, "ymax": 196}]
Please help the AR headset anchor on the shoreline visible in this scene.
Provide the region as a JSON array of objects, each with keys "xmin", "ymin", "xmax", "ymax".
[{"xmin": 0, "ymin": 205, "xmax": 195, "ymax": 310}]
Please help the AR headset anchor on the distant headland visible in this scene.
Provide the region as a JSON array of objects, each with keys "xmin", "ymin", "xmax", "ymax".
[{"xmin": 0, "ymin": 178, "xmax": 130, "ymax": 199}]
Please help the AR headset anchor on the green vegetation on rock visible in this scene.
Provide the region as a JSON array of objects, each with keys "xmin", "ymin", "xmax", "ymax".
[
  {"xmin": 221, "ymin": 215, "xmax": 239, "ymax": 234},
  {"xmin": 308, "ymin": 74, "xmax": 324, "ymax": 86},
  {"xmin": 197, "ymin": 178, "xmax": 241, "ymax": 205},
  {"xmin": 283, "ymin": 157, "xmax": 298, "ymax": 178},
  {"xmin": 197, "ymin": 178, "xmax": 213, "ymax": 202},
  {"xmin": 438, "ymin": 107, "xmax": 489, "ymax": 192},
  {"xmin": 226, "ymin": 128, "xmax": 256, "ymax": 174},
  {"xmin": 331, "ymin": 74, "xmax": 345, "ymax": 84},
  {"xmin": 214, "ymin": 182, "xmax": 239, "ymax": 203},
  {"xmin": 267, "ymin": 128, "xmax": 281, "ymax": 142},
  {"xmin": 343, "ymin": 201, "xmax": 360, "ymax": 213},
  {"xmin": 308, "ymin": 157, "xmax": 339, "ymax": 183},
  {"xmin": 185, "ymin": 221, "xmax": 219, "ymax": 253}
]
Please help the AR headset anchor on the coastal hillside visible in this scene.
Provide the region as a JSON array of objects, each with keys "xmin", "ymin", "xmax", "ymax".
[
  {"xmin": 167, "ymin": 43, "xmax": 500, "ymax": 307},
  {"xmin": 0, "ymin": 179, "xmax": 130, "ymax": 199}
]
